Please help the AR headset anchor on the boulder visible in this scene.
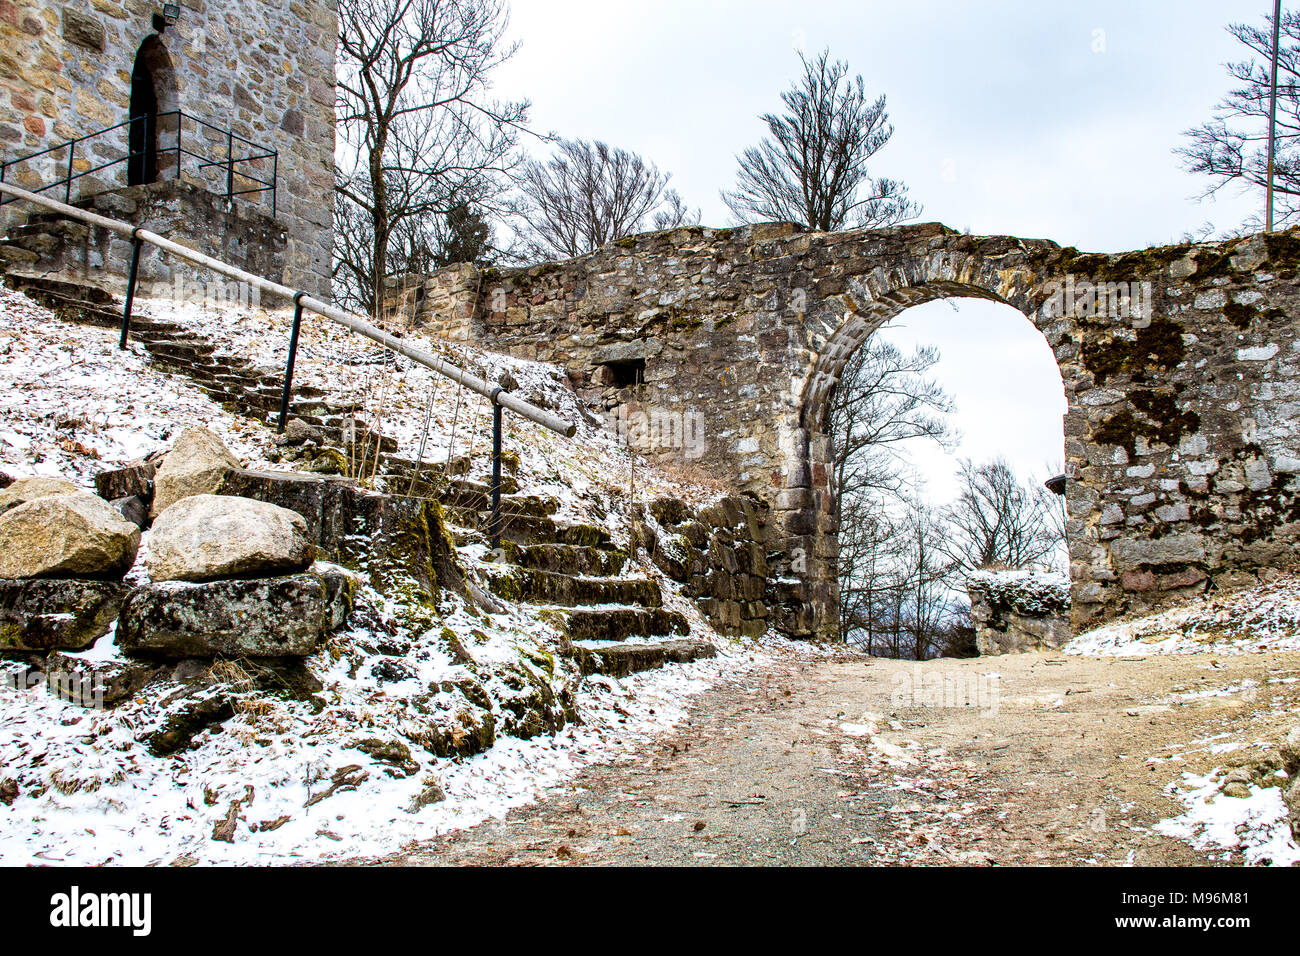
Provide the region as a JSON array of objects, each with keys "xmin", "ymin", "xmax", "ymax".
[
  {"xmin": 111, "ymin": 495, "xmax": 148, "ymax": 529},
  {"xmin": 0, "ymin": 493, "xmax": 141, "ymax": 579},
  {"xmin": 44, "ymin": 653, "xmax": 161, "ymax": 707},
  {"xmin": 1284, "ymin": 726, "xmax": 1300, "ymax": 841},
  {"xmin": 0, "ymin": 476, "xmax": 81, "ymax": 515},
  {"xmin": 117, "ymin": 572, "xmax": 350, "ymax": 658},
  {"xmin": 0, "ymin": 578, "xmax": 126, "ymax": 652},
  {"xmin": 148, "ymin": 494, "xmax": 312, "ymax": 582},
  {"xmin": 0, "ymin": 471, "xmax": 11, "ymax": 489},
  {"xmin": 150, "ymin": 428, "xmax": 240, "ymax": 517}
]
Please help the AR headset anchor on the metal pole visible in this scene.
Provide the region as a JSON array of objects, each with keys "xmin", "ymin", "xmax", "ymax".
[
  {"xmin": 176, "ymin": 116, "xmax": 182, "ymax": 181},
  {"xmin": 271, "ymin": 151, "xmax": 278, "ymax": 218},
  {"xmin": 489, "ymin": 394, "xmax": 504, "ymax": 551},
  {"xmin": 277, "ymin": 294, "xmax": 306, "ymax": 432},
  {"xmin": 65, "ymin": 141, "xmax": 74, "ymax": 204},
  {"xmin": 120, "ymin": 234, "xmax": 143, "ymax": 349},
  {"xmin": 1268, "ymin": 0, "xmax": 1282, "ymax": 233},
  {"xmin": 226, "ymin": 130, "xmax": 233, "ymax": 202}
]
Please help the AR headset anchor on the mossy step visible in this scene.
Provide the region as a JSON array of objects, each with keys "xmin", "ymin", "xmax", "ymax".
[
  {"xmin": 442, "ymin": 506, "xmax": 615, "ymax": 549},
  {"xmin": 512, "ymin": 542, "xmax": 629, "ymax": 577},
  {"xmin": 483, "ymin": 566, "xmax": 661, "ymax": 607},
  {"xmin": 546, "ymin": 607, "xmax": 688, "ymax": 642},
  {"xmin": 569, "ymin": 638, "xmax": 717, "ymax": 678}
]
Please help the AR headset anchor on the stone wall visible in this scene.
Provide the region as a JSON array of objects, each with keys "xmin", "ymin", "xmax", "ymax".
[
  {"xmin": 645, "ymin": 494, "xmax": 771, "ymax": 639},
  {"xmin": 966, "ymin": 570, "xmax": 1071, "ymax": 655},
  {"xmin": 393, "ymin": 221, "xmax": 1300, "ymax": 642},
  {"xmin": 3, "ymin": 179, "xmax": 286, "ymax": 296},
  {"xmin": 0, "ymin": 0, "xmax": 335, "ymax": 294}
]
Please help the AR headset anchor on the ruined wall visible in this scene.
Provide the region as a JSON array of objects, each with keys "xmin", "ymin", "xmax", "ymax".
[
  {"xmin": 3, "ymin": 179, "xmax": 286, "ymax": 297},
  {"xmin": 0, "ymin": 0, "xmax": 335, "ymax": 294},
  {"xmin": 396, "ymin": 222, "xmax": 1300, "ymax": 641}
]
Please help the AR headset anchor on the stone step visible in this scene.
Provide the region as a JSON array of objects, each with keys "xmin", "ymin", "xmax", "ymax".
[
  {"xmin": 568, "ymin": 638, "xmax": 717, "ymax": 678},
  {"xmin": 545, "ymin": 606, "xmax": 688, "ymax": 642},
  {"xmin": 442, "ymin": 505, "xmax": 614, "ymax": 549},
  {"xmin": 482, "ymin": 566, "xmax": 661, "ymax": 607},
  {"xmin": 511, "ymin": 542, "xmax": 629, "ymax": 577}
]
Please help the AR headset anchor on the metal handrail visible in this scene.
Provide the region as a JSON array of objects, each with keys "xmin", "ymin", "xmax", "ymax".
[
  {"xmin": 0, "ymin": 179, "xmax": 576, "ymax": 546},
  {"xmin": 0, "ymin": 111, "xmax": 277, "ymax": 214}
]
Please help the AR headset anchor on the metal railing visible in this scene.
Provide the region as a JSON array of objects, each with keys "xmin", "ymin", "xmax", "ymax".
[
  {"xmin": 0, "ymin": 111, "xmax": 277, "ymax": 216},
  {"xmin": 0, "ymin": 179, "xmax": 575, "ymax": 548}
]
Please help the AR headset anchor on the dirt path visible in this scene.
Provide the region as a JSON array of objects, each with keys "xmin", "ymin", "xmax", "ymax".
[{"xmin": 375, "ymin": 648, "xmax": 1300, "ymax": 866}]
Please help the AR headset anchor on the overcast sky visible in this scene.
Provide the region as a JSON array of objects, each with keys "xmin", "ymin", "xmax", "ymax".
[{"xmin": 493, "ymin": 0, "xmax": 1270, "ymax": 503}]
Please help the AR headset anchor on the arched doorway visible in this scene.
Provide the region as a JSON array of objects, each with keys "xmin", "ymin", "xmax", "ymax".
[
  {"xmin": 822, "ymin": 295, "xmax": 1068, "ymax": 657},
  {"xmin": 127, "ymin": 37, "xmax": 176, "ymax": 187}
]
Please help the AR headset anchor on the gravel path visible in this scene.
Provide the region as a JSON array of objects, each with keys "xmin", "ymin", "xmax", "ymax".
[{"xmin": 372, "ymin": 648, "xmax": 1300, "ymax": 866}]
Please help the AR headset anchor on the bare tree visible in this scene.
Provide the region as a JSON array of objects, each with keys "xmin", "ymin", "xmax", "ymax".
[
  {"xmin": 722, "ymin": 48, "xmax": 921, "ymax": 232},
  {"xmin": 513, "ymin": 138, "xmax": 699, "ymax": 261},
  {"xmin": 943, "ymin": 458, "xmax": 1062, "ymax": 573},
  {"xmin": 334, "ymin": 0, "xmax": 528, "ymax": 315},
  {"xmin": 1177, "ymin": 8, "xmax": 1300, "ymax": 229},
  {"xmin": 829, "ymin": 340, "xmax": 955, "ymax": 645}
]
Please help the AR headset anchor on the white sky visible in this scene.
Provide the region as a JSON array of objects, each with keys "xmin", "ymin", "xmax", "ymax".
[{"xmin": 492, "ymin": 0, "xmax": 1269, "ymax": 504}]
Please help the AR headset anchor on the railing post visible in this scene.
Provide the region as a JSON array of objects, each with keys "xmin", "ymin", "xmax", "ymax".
[
  {"xmin": 226, "ymin": 130, "xmax": 233, "ymax": 202},
  {"xmin": 65, "ymin": 141, "xmax": 74, "ymax": 204},
  {"xmin": 271, "ymin": 151, "xmax": 278, "ymax": 218},
  {"xmin": 278, "ymin": 292, "xmax": 306, "ymax": 433},
  {"xmin": 120, "ymin": 231, "xmax": 143, "ymax": 350},
  {"xmin": 489, "ymin": 391, "xmax": 504, "ymax": 551},
  {"xmin": 176, "ymin": 116, "xmax": 182, "ymax": 181}
]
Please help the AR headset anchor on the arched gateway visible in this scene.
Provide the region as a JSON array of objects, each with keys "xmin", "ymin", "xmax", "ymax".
[{"xmin": 401, "ymin": 221, "xmax": 1300, "ymax": 641}]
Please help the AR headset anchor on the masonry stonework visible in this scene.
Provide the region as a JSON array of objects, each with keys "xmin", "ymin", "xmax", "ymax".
[
  {"xmin": 0, "ymin": 0, "xmax": 335, "ymax": 294},
  {"xmin": 394, "ymin": 221, "xmax": 1300, "ymax": 642}
]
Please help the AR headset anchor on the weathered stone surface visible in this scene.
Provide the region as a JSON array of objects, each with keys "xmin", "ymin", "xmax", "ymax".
[
  {"xmin": 4, "ymin": 3, "xmax": 337, "ymax": 295},
  {"xmin": 61, "ymin": 9, "xmax": 105, "ymax": 51},
  {"xmin": 572, "ymin": 639, "xmax": 717, "ymax": 678},
  {"xmin": 148, "ymin": 494, "xmax": 312, "ymax": 582},
  {"xmin": 0, "ymin": 578, "xmax": 125, "ymax": 652},
  {"xmin": 44, "ymin": 653, "xmax": 161, "ymax": 707},
  {"xmin": 0, "ymin": 493, "xmax": 140, "ymax": 579},
  {"xmin": 967, "ymin": 571, "xmax": 1071, "ymax": 656},
  {"xmin": 95, "ymin": 456, "xmax": 159, "ymax": 505},
  {"xmin": 393, "ymin": 220, "xmax": 1300, "ymax": 637},
  {"xmin": 118, "ymin": 572, "xmax": 348, "ymax": 658},
  {"xmin": 0, "ymin": 476, "xmax": 81, "ymax": 514},
  {"xmin": 151, "ymin": 428, "xmax": 242, "ymax": 518}
]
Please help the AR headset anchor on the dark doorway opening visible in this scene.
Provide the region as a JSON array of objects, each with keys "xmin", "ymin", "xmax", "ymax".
[
  {"xmin": 598, "ymin": 358, "xmax": 645, "ymax": 389},
  {"xmin": 128, "ymin": 44, "xmax": 159, "ymax": 186}
]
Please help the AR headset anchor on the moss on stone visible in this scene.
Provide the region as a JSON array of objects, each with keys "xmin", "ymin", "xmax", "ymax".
[
  {"xmin": 1081, "ymin": 316, "xmax": 1186, "ymax": 385},
  {"xmin": 1224, "ymin": 301, "xmax": 1257, "ymax": 330},
  {"xmin": 1093, "ymin": 391, "xmax": 1200, "ymax": 456},
  {"xmin": 614, "ymin": 236, "xmax": 637, "ymax": 249}
]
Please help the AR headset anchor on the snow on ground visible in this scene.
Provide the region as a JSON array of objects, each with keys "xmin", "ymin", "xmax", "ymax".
[
  {"xmin": 0, "ymin": 287, "xmax": 766, "ymax": 865},
  {"xmin": 1156, "ymin": 771, "xmax": 1300, "ymax": 866},
  {"xmin": 0, "ymin": 287, "xmax": 278, "ymax": 486},
  {"xmin": 1066, "ymin": 575, "xmax": 1300, "ymax": 657},
  {"xmin": 0, "ymin": 615, "xmax": 775, "ymax": 866}
]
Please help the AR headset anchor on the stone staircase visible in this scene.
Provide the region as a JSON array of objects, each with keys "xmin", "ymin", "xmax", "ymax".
[
  {"xmin": 0, "ymin": 246, "xmax": 723, "ymax": 681},
  {"xmin": 2, "ymin": 271, "xmax": 394, "ymax": 464},
  {"xmin": 436, "ymin": 477, "xmax": 716, "ymax": 677}
]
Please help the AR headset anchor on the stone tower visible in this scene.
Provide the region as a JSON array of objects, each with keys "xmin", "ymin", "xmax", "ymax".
[{"xmin": 0, "ymin": 0, "xmax": 337, "ymax": 295}]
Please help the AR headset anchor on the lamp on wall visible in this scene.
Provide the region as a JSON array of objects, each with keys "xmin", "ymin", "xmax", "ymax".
[{"xmin": 153, "ymin": 4, "xmax": 181, "ymax": 31}]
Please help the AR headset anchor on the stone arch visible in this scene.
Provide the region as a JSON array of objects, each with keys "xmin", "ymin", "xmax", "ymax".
[{"xmin": 771, "ymin": 249, "xmax": 1071, "ymax": 642}]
